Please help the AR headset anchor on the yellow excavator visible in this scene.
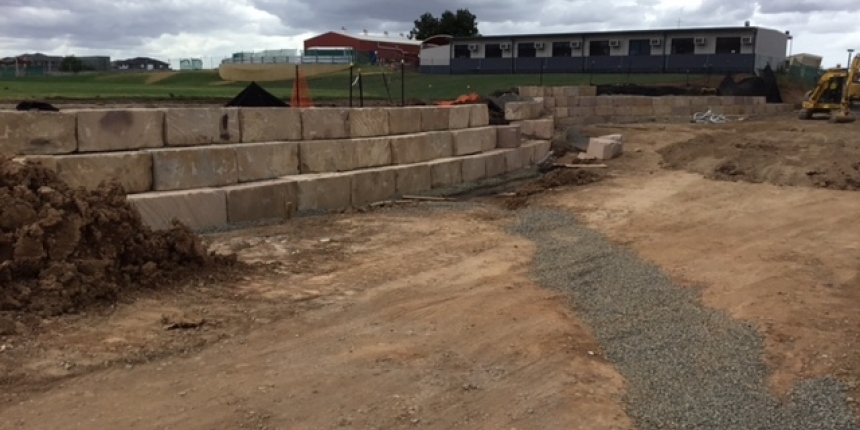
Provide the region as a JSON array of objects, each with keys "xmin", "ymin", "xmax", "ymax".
[{"xmin": 798, "ymin": 54, "xmax": 860, "ymax": 123}]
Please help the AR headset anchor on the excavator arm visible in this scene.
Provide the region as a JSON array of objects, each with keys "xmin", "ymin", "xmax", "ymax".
[{"xmin": 829, "ymin": 55, "xmax": 859, "ymax": 123}]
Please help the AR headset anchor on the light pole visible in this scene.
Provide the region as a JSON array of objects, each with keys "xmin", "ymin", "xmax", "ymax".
[
  {"xmin": 785, "ymin": 31, "xmax": 793, "ymax": 58},
  {"xmin": 849, "ymin": 49, "xmax": 855, "ymax": 67}
]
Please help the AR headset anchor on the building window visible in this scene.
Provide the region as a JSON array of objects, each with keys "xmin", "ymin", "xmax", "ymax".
[
  {"xmin": 629, "ymin": 39, "xmax": 651, "ymax": 56},
  {"xmin": 552, "ymin": 41, "xmax": 572, "ymax": 57},
  {"xmin": 453, "ymin": 45, "xmax": 471, "ymax": 59},
  {"xmin": 485, "ymin": 43, "xmax": 503, "ymax": 58},
  {"xmin": 671, "ymin": 38, "xmax": 695, "ymax": 54},
  {"xmin": 715, "ymin": 37, "xmax": 742, "ymax": 54},
  {"xmin": 517, "ymin": 43, "xmax": 536, "ymax": 58},
  {"xmin": 589, "ymin": 41, "xmax": 611, "ymax": 56}
]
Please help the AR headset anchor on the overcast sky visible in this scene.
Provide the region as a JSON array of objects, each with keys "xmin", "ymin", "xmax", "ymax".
[{"xmin": 0, "ymin": 0, "xmax": 857, "ymax": 68}]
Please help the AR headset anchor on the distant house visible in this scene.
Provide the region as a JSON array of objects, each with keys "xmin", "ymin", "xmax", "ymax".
[
  {"xmin": 112, "ymin": 57, "xmax": 171, "ymax": 70},
  {"xmin": 0, "ymin": 53, "xmax": 63, "ymax": 71}
]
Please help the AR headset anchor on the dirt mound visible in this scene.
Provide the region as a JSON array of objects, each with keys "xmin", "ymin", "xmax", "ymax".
[
  {"xmin": 658, "ymin": 129, "xmax": 860, "ymax": 190},
  {"xmin": 501, "ymin": 168, "xmax": 603, "ymax": 209},
  {"xmin": 0, "ymin": 157, "xmax": 239, "ymax": 317}
]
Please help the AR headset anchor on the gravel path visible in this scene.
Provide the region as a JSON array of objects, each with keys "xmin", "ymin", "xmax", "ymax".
[{"xmin": 510, "ymin": 207, "xmax": 859, "ymax": 430}]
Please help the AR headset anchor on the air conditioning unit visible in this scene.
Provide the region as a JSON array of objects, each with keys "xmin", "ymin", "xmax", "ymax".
[
  {"xmin": 650, "ymin": 38, "xmax": 662, "ymax": 47},
  {"xmin": 535, "ymin": 42, "xmax": 546, "ymax": 50},
  {"xmin": 570, "ymin": 41, "xmax": 582, "ymax": 49},
  {"xmin": 500, "ymin": 43, "xmax": 511, "ymax": 50},
  {"xmin": 741, "ymin": 36, "xmax": 754, "ymax": 45},
  {"xmin": 694, "ymin": 37, "xmax": 706, "ymax": 45},
  {"xmin": 609, "ymin": 40, "xmax": 620, "ymax": 48},
  {"xmin": 468, "ymin": 44, "xmax": 479, "ymax": 52}
]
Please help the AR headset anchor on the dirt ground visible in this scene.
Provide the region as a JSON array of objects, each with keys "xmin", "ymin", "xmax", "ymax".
[{"xmin": 2, "ymin": 113, "xmax": 860, "ymax": 429}]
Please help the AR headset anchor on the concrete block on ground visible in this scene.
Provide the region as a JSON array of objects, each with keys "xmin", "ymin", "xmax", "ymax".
[
  {"xmin": 570, "ymin": 107, "xmax": 595, "ymax": 117},
  {"xmin": 485, "ymin": 150, "xmax": 507, "ymax": 178},
  {"xmin": 225, "ymin": 179, "xmax": 297, "ymax": 224},
  {"xmin": 390, "ymin": 132, "xmax": 453, "ymax": 164},
  {"xmin": 420, "ymin": 107, "xmax": 450, "ymax": 131},
  {"xmin": 239, "ymin": 108, "xmax": 302, "ymax": 143},
  {"xmin": 292, "ymin": 173, "xmax": 352, "ymax": 211},
  {"xmin": 76, "ymin": 109, "xmax": 164, "ymax": 152},
  {"xmin": 505, "ymin": 147, "xmax": 524, "ymax": 172},
  {"xmin": 519, "ymin": 142, "xmax": 538, "ymax": 165},
  {"xmin": 530, "ymin": 140, "xmax": 552, "ymax": 161},
  {"xmin": 0, "ymin": 111, "xmax": 77, "ymax": 155},
  {"xmin": 353, "ymin": 137, "xmax": 392, "ymax": 169},
  {"xmin": 518, "ymin": 119, "xmax": 554, "ymax": 140},
  {"xmin": 301, "ymin": 108, "xmax": 349, "ymax": 140},
  {"xmin": 45, "ymin": 152, "xmax": 152, "ymax": 193},
  {"xmin": 469, "ymin": 104, "xmax": 490, "ymax": 127},
  {"xmin": 596, "ymin": 97, "xmax": 614, "ymax": 107},
  {"xmin": 595, "ymin": 106, "xmax": 614, "ymax": 117},
  {"xmin": 350, "ymin": 167, "xmax": 396, "ymax": 206},
  {"xmin": 460, "ymin": 155, "xmax": 487, "ymax": 182},
  {"xmin": 348, "ymin": 108, "xmax": 389, "ymax": 137},
  {"xmin": 392, "ymin": 163, "xmax": 432, "ymax": 195},
  {"xmin": 452, "ymin": 127, "xmax": 496, "ymax": 156},
  {"xmin": 579, "ymin": 86, "xmax": 598, "ymax": 97},
  {"xmin": 518, "ymin": 86, "xmax": 544, "ymax": 97},
  {"xmin": 152, "ymin": 146, "xmax": 238, "ymax": 191},
  {"xmin": 587, "ymin": 137, "xmax": 623, "ymax": 160},
  {"xmin": 554, "ymin": 107, "xmax": 569, "ymax": 117},
  {"xmin": 234, "ymin": 141, "xmax": 299, "ymax": 182},
  {"xmin": 388, "ymin": 107, "xmax": 423, "ymax": 135},
  {"xmin": 164, "ymin": 108, "xmax": 240, "ymax": 146},
  {"xmin": 543, "ymin": 97, "xmax": 556, "ymax": 109},
  {"xmin": 556, "ymin": 96, "xmax": 570, "ymax": 107},
  {"xmin": 428, "ymin": 158, "xmax": 463, "ymax": 188},
  {"xmin": 578, "ymin": 97, "xmax": 598, "ymax": 107},
  {"xmin": 299, "ymin": 140, "xmax": 355, "ymax": 173},
  {"xmin": 448, "ymin": 105, "xmax": 472, "ymax": 129},
  {"xmin": 128, "ymin": 188, "xmax": 227, "ymax": 231},
  {"xmin": 496, "ymin": 124, "xmax": 522, "ymax": 148}
]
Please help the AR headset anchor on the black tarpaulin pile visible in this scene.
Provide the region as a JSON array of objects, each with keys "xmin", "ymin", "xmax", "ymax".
[{"xmin": 225, "ymin": 82, "xmax": 289, "ymax": 107}]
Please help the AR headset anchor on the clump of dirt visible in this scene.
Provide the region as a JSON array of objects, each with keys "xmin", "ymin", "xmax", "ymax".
[
  {"xmin": 500, "ymin": 168, "xmax": 604, "ymax": 209},
  {"xmin": 658, "ymin": 128, "xmax": 860, "ymax": 191},
  {"xmin": 0, "ymin": 157, "xmax": 240, "ymax": 317}
]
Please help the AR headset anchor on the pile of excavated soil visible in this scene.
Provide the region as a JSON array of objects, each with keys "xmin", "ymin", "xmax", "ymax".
[
  {"xmin": 0, "ymin": 157, "xmax": 239, "ymax": 317},
  {"xmin": 659, "ymin": 129, "xmax": 860, "ymax": 191},
  {"xmin": 502, "ymin": 168, "xmax": 603, "ymax": 209}
]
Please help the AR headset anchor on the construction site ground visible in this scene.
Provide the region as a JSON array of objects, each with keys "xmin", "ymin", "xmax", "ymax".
[{"xmin": 2, "ymin": 114, "xmax": 860, "ymax": 429}]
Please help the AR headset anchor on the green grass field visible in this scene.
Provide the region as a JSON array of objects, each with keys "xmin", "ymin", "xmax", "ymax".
[{"xmin": 0, "ymin": 69, "xmax": 709, "ymax": 102}]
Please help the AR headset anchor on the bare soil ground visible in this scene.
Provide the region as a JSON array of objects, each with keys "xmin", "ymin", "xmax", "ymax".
[{"xmin": 2, "ymin": 113, "xmax": 860, "ymax": 428}]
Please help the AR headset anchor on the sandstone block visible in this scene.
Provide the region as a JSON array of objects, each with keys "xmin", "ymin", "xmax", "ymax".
[
  {"xmin": 225, "ymin": 180, "xmax": 297, "ymax": 224},
  {"xmin": 505, "ymin": 147, "xmax": 524, "ymax": 172},
  {"xmin": 485, "ymin": 150, "xmax": 507, "ymax": 178},
  {"xmin": 44, "ymin": 152, "xmax": 152, "ymax": 193},
  {"xmin": 299, "ymin": 140, "xmax": 354, "ymax": 173},
  {"xmin": 556, "ymin": 96, "xmax": 570, "ymax": 107},
  {"xmin": 234, "ymin": 141, "xmax": 299, "ymax": 182},
  {"xmin": 543, "ymin": 97, "xmax": 556, "ymax": 109},
  {"xmin": 425, "ymin": 131, "xmax": 456, "ymax": 158},
  {"xmin": 353, "ymin": 137, "xmax": 392, "ymax": 169},
  {"xmin": 301, "ymin": 108, "xmax": 349, "ymax": 140},
  {"xmin": 505, "ymin": 101, "xmax": 539, "ymax": 121},
  {"xmin": 532, "ymin": 140, "xmax": 552, "ymax": 161},
  {"xmin": 519, "ymin": 119, "xmax": 554, "ymax": 140},
  {"xmin": 448, "ymin": 105, "xmax": 472, "ymax": 130},
  {"xmin": 460, "ymin": 155, "xmax": 487, "ymax": 182},
  {"xmin": 518, "ymin": 86, "xmax": 543, "ymax": 97},
  {"xmin": 595, "ymin": 97, "xmax": 614, "ymax": 107},
  {"xmin": 518, "ymin": 143, "xmax": 536, "ymax": 165},
  {"xmin": 0, "ymin": 111, "xmax": 76, "ymax": 155},
  {"xmin": 496, "ymin": 124, "xmax": 522, "ymax": 149},
  {"xmin": 421, "ymin": 107, "xmax": 450, "ymax": 131},
  {"xmin": 469, "ymin": 104, "xmax": 490, "ymax": 127},
  {"xmin": 565, "ymin": 97, "xmax": 580, "ymax": 107},
  {"xmin": 452, "ymin": 127, "xmax": 496, "ymax": 156},
  {"xmin": 348, "ymin": 108, "xmax": 389, "ymax": 137},
  {"xmin": 390, "ymin": 132, "xmax": 453, "ymax": 164},
  {"xmin": 569, "ymin": 107, "xmax": 595, "ymax": 117},
  {"xmin": 653, "ymin": 105, "xmax": 673, "ymax": 116},
  {"xmin": 239, "ymin": 108, "xmax": 302, "ymax": 143},
  {"xmin": 152, "ymin": 146, "xmax": 238, "ymax": 191},
  {"xmin": 392, "ymin": 164, "xmax": 432, "ymax": 195},
  {"xmin": 388, "ymin": 108, "xmax": 423, "ymax": 135},
  {"xmin": 428, "ymin": 158, "xmax": 462, "ymax": 188},
  {"xmin": 579, "ymin": 86, "xmax": 598, "ymax": 97},
  {"xmin": 76, "ymin": 109, "xmax": 164, "ymax": 152},
  {"xmin": 164, "ymin": 108, "xmax": 240, "ymax": 146},
  {"xmin": 351, "ymin": 168, "xmax": 396, "ymax": 206},
  {"xmin": 293, "ymin": 173, "xmax": 352, "ymax": 212},
  {"xmin": 587, "ymin": 137, "xmax": 623, "ymax": 160},
  {"xmin": 554, "ymin": 107, "xmax": 569, "ymax": 117},
  {"xmin": 579, "ymin": 97, "xmax": 597, "ymax": 107},
  {"xmin": 128, "ymin": 188, "xmax": 227, "ymax": 230}
]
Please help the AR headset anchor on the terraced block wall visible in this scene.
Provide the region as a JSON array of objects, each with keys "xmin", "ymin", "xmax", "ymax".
[
  {"xmin": 519, "ymin": 85, "xmax": 796, "ymax": 126},
  {"xmin": 1, "ymin": 105, "xmax": 551, "ymax": 230}
]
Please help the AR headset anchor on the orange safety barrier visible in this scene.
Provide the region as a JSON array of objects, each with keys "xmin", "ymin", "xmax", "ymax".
[
  {"xmin": 290, "ymin": 69, "xmax": 314, "ymax": 108},
  {"xmin": 436, "ymin": 92, "xmax": 480, "ymax": 106}
]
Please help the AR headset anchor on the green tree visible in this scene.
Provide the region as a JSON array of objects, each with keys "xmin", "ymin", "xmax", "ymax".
[
  {"xmin": 59, "ymin": 55, "xmax": 83, "ymax": 73},
  {"xmin": 409, "ymin": 9, "xmax": 480, "ymax": 40}
]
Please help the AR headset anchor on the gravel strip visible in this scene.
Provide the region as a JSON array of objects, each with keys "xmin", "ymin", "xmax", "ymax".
[{"xmin": 510, "ymin": 207, "xmax": 858, "ymax": 430}]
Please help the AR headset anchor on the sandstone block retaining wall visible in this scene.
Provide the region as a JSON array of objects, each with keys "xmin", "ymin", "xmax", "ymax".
[{"xmin": 4, "ymin": 105, "xmax": 550, "ymax": 230}]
